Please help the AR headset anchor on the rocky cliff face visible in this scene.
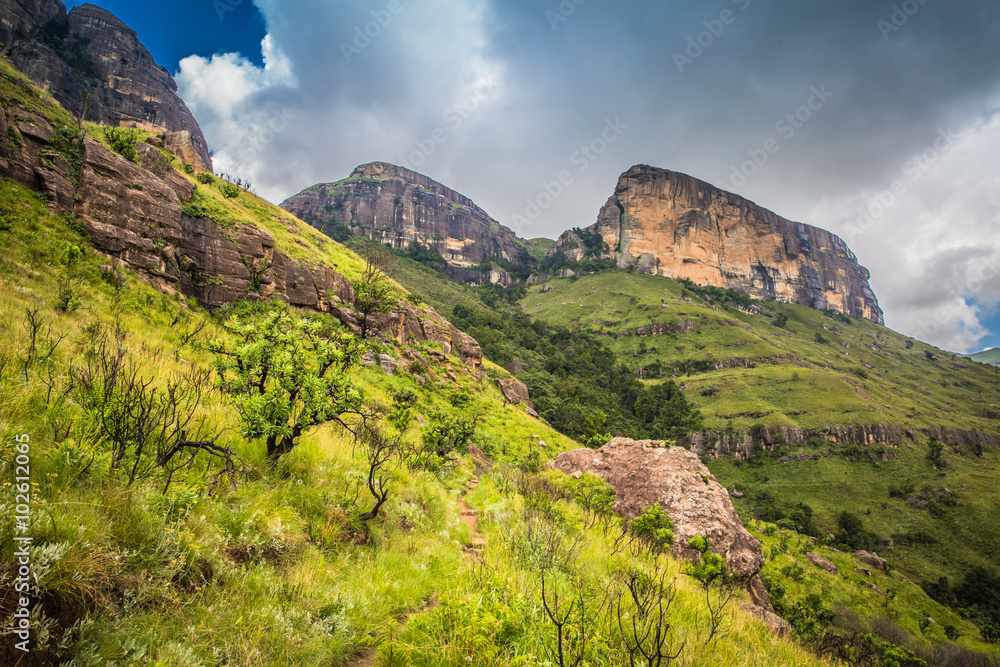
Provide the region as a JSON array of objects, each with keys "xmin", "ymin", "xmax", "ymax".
[
  {"xmin": 0, "ymin": 95, "xmax": 483, "ymax": 372},
  {"xmin": 549, "ymin": 165, "xmax": 883, "ymax": 324},
  {"xmin": 281, "ymin": 162, "xmax": 534, "ymax": 286},
  {"xmin": 4, "ymin": 2, "xmax": 212, "ymax": 171}
]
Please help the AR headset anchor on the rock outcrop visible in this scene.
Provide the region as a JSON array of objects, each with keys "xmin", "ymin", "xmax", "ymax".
[
  {"xmin": 806, "ymin": 552, "xmax": 838, "ymax": 575},
  {"xmin": 548, "ymin": 165, "xmax": 883, "ymax": 324},
  {"xmin": 5, "ymin": 2, "xmax": 212, "ymax": 171},
  {"xmin": 548, "ymin": 438, "xmax": 766, "ymax": 583},
  {"xmin": 0, "ymin": 95, "xmax": 484, "ymax": 372},
  {"xmin": 495, "ymin": 378, "xmax": 538, "ymax": 417},
  {"xmin": 855, "ymin": 550, "xmax": 888, "ymax": 573},
  {"xmin": 281, "ymin": 162, "xmax": 534, "ymax": 286}
]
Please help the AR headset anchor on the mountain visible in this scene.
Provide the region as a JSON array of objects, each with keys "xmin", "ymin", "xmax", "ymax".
[
  {"xmin": 281, "ymin": 162, "xmax": 535, "ymax": 286},
  {"xmin": 970, "ymin": 348, "xmax": 1000, "ymax": 366},
  {"xmin": 3, "ymin": 1, "xmax": 212, "ymax": 170},
  {"xmin": 546, "ymin": 165, "xmax": 884, "ymax": 325},
  {"xmin": 2, "ymin": 52, "xmax": 998, "ymax": 665}
]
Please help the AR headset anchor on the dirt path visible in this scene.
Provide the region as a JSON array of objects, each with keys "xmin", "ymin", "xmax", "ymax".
[
  {"xmin": 344, "ymin": 479, "xmax": 482, "ymax": 666},
  {"xmin": 458, "ymin": 478, "xmax": 485, "ymax": 553}
]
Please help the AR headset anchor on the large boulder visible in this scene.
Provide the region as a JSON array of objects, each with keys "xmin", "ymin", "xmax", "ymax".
[{"xmin": 549, "ymin": 438, "xmax": 765, "ymax": 581}]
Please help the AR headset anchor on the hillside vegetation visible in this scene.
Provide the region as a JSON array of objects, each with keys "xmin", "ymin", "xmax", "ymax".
[{"xmin": 1, "ymin": 54, "xmax": 998, "ymax": 666}]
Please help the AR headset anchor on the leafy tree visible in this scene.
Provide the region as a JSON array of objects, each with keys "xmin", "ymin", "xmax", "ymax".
[
  {"xmin": 419, "ymin": 411, "xmax": 482, "ymax": 469},
  {"xmin": 836, "ymin": 511, "xmax": 879, "ymax": 552},
  {"xmin": 927, "ymin": 438, "xmax": 944, "ymax": 465},
  {"xmin": 353, "ymin": 245, "xmax": 395, "ymax": 338},
  {"xmin": 683, "ymin": 535, "xmax": 736, "ymax": 646},
  {"xmin": 773, "ymin": 313, "xmax": 788, "ymax": 328},
  {"xmin": 208, "ymin": 310, "xmax": 364, "ymax": 460}
]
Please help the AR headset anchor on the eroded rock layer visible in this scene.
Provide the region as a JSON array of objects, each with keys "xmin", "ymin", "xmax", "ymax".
[
  {"xmin": 5, "ymin": 2, "xmax": 212, "ymax": 170},
  {"xmin": 550, "ymin": 165, "xmax": 883, "ymax": 324},
  {"xmin": 281, "ymin": 162, "xmax": 532, "ymax": 286}
]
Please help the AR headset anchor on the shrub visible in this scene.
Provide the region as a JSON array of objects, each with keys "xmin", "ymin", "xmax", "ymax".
[
  {"xmin": 219, "ymin": 182, "xmax": 241, "ymax": 199},
  {"xmin": 104, "ymin": 127, "xmax": 141, "ymax": 163},
  {"xmin": 196, "ymin": 172, "xmax": 215, "ymax": 184},
  {"xmin": 629, "ymin": 503, "xmax": 674, "ymax": 554},
  {"xmin": 774, "ymin": 313, "xmax": 788, "ymax": 328},
  {"xmin": 183, "ymin": 162, "xmax": 195, "ymax": 174}
]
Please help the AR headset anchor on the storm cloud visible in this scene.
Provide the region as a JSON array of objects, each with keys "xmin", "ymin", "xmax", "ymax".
[{"xmin": 175, "ymin": 0, "xmax": 1000, "ymax": 352}]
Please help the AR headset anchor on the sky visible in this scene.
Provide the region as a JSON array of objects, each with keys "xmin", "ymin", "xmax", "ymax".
[{"xmin": 70, "ymin": 0, "xmax": 1000, "ymax": 354}]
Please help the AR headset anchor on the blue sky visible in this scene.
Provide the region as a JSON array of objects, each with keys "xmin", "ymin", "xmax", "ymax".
[
  {"xmin": 66, "ymin": 0, "xmax": 1000, "ymax": 354},
  {"xmin": 65, "ymin": 0, "xmax": 266, "ymax": 70}
]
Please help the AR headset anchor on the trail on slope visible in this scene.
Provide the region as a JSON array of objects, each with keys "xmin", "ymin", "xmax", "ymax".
[{"xmin": 344, "ymin": 478, "xmax": 482, "ymax": 667}]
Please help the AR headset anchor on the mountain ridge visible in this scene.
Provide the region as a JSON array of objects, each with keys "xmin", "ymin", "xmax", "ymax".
[
  {"xmin": 281, "ymin": 161, "xmax": 536, "ymax": 286},
  {"xmin": 546, "ymin": 164, "xmax": 884, "ymax": 324}
]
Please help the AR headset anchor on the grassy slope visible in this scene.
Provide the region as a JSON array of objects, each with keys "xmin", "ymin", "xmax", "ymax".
[
  {"xmin": 522, "ymin": 272, "xmax": 1000, "ymax": 435},
  {"xmin": 0, "ymin": 181, "xmax": 838, "ymax": 666},
  {"xmin": 521, "ymin": 272, "xmax": 1000, "ymax": 585},
  {"xmin": 0, "ymin": 70, "xmax": 837, "ymax": 664},
  {"xmin": 970, "ymin": 348, "xmax": 1000, "ymax": 367}
]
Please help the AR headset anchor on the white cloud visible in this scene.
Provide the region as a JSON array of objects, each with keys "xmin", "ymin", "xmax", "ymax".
[
  {"xmin": 175, "ymin": 34, "xmax": 297, "ymax": 191},
  {"xmin": 808, "ymin": 110, "xmax": 1000, "ymax": 352}
]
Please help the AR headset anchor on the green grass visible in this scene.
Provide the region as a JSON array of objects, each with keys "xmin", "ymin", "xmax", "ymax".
[
  {"xmin": 522, "ymin": 272, "xmax": 1000, "ymax": 436},
  {"xmin": 969, "ymin": 348, "xmax": 1000, "ymax": 367}
]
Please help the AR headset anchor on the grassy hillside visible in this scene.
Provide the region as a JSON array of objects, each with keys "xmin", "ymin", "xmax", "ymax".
[
  {"xmin": 518, "ymin": 273, "xmax": 1000, "ymax": 592},
  {"xmin": 0, "ymin": 175, "xmax": 866, "ymax": 667},
  {"xmin": 523, "ymin": 272, "xmax": 1000, "ymax": 435},
  {"xmin": 970, "ymin": 348, "xmax": 1000, "ymax": 367},
  {"xmin": 3, "ymin": 57, "xmax": 997, "ymax": 665}
]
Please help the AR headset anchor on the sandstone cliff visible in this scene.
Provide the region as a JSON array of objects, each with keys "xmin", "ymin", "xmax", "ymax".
[
  {"xmin": 549, "ymin": 165, "xmax": 883, "ymax": 324},
  {"xmin": 281, "ymin": 162, "xmax": 534, "ymax": 286},
  {"xmin": 0, "ymin": 91, "xmax": 483, "ymax": 372},
  {"xmin": 4, "ymin": 2, "xmax": 212, "ymax": 171}
]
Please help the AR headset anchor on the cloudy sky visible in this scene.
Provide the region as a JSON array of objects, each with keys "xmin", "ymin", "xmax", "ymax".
[{"xmin": 69, "ymin": 0, "xmax": 1000, "ymax": 353}]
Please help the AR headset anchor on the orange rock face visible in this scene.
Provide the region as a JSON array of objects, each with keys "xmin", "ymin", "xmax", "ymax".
[{"xmin": 552, "ymin": 165, "xmax": 883, "ymax": 324}]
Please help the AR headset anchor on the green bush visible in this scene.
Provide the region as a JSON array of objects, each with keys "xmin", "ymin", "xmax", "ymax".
[
  {"xmin": 104, "ymin": 127, "xmax": 141, "ymax": 163},
  {"xmin": 630, "ymin": 503, "xmax": 674, "ymax": 554},
  {"xmin": 196, "ymin": 172, "xmax": 215, "ymax": 184},
  {"xmin": 183, "ymin": 162, "xmax": 195, "ymax": 174},
  {"xmin": 219, "ymin": 182, "xmax": 241, "ymax": 199}
]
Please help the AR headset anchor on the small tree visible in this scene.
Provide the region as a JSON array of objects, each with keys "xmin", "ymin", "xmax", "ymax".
[
  {"xmin": 208, "ymin": 311, "xmax": 364, "ymax": 460},
  {"xmin": 353, "ymin": 245, "xmax": 395, "ymax": 338},
  {"xmin": 629, "ymin": 503, "xmax": 674, "ymax": 555},
  {"xmin": 683, "ymin": 535, "xmax": 736, "ymax": 646}
]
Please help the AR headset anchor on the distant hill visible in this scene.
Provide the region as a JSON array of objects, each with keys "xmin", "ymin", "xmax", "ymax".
[
  {"xmin": 969, "ymin": 347, "xmax": 1000, "ymax": 366},
  {"xmin": 281, "ymin": 162, "xmax": 535, "ymax": 286}
]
